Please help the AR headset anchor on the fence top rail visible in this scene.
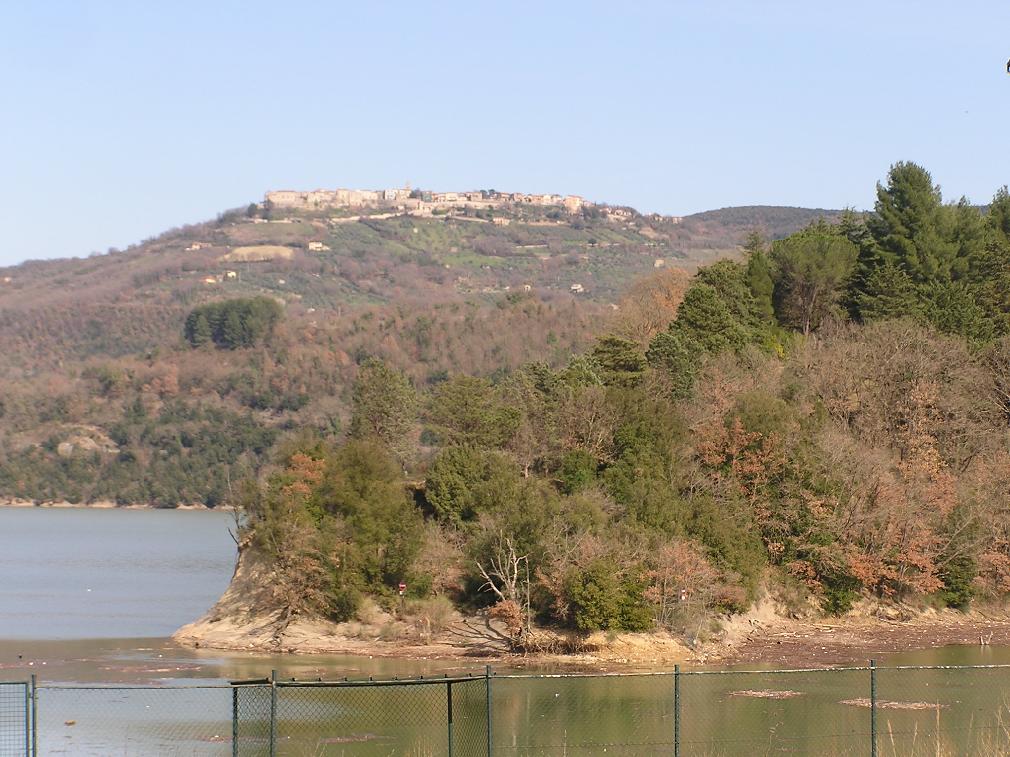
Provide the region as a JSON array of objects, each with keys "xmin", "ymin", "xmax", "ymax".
[
  {"xmin": 27, "ymin": 662, "xmax": 1010, "ymax": 691},
  {"xmin": 276, "ymin": 675, "xmax": 488, "ymax": 688},
  {"xmin": 493, "ymin": 662, "xmax": 1010, "ymax": 679}
]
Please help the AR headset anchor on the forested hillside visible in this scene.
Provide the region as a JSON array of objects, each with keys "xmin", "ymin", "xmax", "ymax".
[
  {"xmin": 0, "ymin": 199, "xmax": 833, "ymax": 506},
  {"xmin": 227, "ymin": 162, "xmax": 1010, "ymax": 642}
]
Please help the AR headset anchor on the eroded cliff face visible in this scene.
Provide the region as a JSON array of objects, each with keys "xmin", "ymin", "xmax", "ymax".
[{"xmin": 172, "ymin": 538, "xmax": 286, "ymax": 649}]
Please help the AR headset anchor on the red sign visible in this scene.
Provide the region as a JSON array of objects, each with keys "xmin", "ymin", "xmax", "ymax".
[{"xmin": 398, "ymin": 582, "xmax": 407, "ymax": 596}]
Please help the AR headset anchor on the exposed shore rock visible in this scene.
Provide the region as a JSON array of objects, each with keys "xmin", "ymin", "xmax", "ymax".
[{"xmin": 175, "ymin": 548, "xmax": 1010, "ymax": 669}]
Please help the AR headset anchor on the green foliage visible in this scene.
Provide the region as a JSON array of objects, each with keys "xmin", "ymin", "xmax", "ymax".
[
  {"xmin": 922, "ymin": 281, "xmax": 993, "ymax": 343},
  {"xmin": 744, "ymin": 236, "xmax": 776, "ymax": 323},
  {"xmin": 184, "ymin": 297, "xmax": 282, "ymax": 349},
  {"xmin": 771, "ymin": 226, "xmax": 857, "ymax": 334},
  {"xmin": 319, "ymin": 441, "xmax": 423, "ymax": 589},
  {"xmin": 672, "ymin": 283, "xmax": 750, "ymax": 353},
  {"xmin": 591, "ymin": 335, "xmax": 647, "ymax": 387},
  {"xmin": 821, "ymin": 573, "xmax": 862, "ymax": 615},
  {"xmin": 349, "ymin": 359, "xmax": 417, "ymax": 463},
  {"xmin": 868, "ymin": 161, "xmax": 954, "ymax": 284},
  {"xmin": 939, "ymin": 554, "xmax": 976, "ymax": 611},
  {"xmin": 424, "ymin": 445, "xmax": 519, "ymax": 525},
  {"xmin": 646, "ymin": 331, "xmax": 700, "ymax": 399},
  {"xmin": 563, "ymin": 559, "xmax": 653, "ymax": 632},
  {"xmin": 988, "ymin": 186, "xmax": 1010, "ymax": 245},
  {"xmin": 854, "ymin": 262, "xmax": 922, "ymax": 322},
  {"xmin": 427, "ymin": 375, "xmax": 520, "ymax": 447},
  {"xmin": 557, "ymin": 449, "xmax": 597, "ymax": 494}
]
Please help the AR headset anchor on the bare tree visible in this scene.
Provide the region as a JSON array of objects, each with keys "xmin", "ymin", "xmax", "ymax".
[{"xmin": 477, "ymin": 532, "xmax": 531, "ymax": 645}]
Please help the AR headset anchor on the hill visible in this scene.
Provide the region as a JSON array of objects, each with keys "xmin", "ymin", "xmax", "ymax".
[
  {"xmin": 169, "ymin": 162, "xmax": 1010, "ymax": 658},
  {"xmin": 0, "ymin": 197, "xmax": 841, "ymax": 507}
]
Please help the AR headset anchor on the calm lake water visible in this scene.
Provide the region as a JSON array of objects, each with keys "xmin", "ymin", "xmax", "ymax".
[
  {"xmin": 0, "ymin": 507, "xmax": 237, "ymax": 640},
  {"xmin": 4, "ymin": 507, "xmax": 1010, "ymax": 754}
]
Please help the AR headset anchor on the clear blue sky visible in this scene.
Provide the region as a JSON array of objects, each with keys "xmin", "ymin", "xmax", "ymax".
[{"xmin": 2, "ymin": 0, "xmax": 1009, "ymax": 266}]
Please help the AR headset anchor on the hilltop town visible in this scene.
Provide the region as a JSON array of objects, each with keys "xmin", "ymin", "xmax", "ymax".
[{"xmin": 265, "ymin": 186, "xmax": 594, "ymax": 218}]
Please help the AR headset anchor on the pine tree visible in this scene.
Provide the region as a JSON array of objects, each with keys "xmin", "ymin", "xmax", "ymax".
[
  {"xmin": 922, "ymin": 281, "xmax": 993, "ymax": 343},
  {"xmin": 672, "ymin": 283, "xmax": 750, "ymax": 353},
  {"xmin": 184, "ymin": 312, "xmax": 212, "ymax": 347},
  {"xmin": 987, "ymin": 186, "xmax": 1010, "ymax": 245},
  {"xmin": 854, "ymin": 262, "xmax": 922, "ymax": 322},
  {"xmin": 349, "ymin": 359, "xmax": 417, "ymax": 464},
  {"xmin": 744, "ymin": 232, "xmax": 775, "ymax": 322},
  {"xmin": 867, "ymin": 162, "xmax": 955, "ymax": 285},
  {"xmin": 771, "ymin": 230, "xmax": 857, "ymax": 335}
]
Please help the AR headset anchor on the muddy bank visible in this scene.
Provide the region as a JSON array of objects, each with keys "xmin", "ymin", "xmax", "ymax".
[
  {"xmin": 173, "ymin": 611, "xmax": 698, "ymax": 670},
  {"xmin": 176, "ymin": 578, "xmax": 1010, "ymax": 670},
  {"xmin": 713, "ymin": 605, "xmax": 1010, "ymax": 667}
]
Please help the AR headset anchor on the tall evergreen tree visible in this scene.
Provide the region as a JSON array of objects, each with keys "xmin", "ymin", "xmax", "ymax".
[
  {"xmin": 743, "ymin": 232, "xmax": 775, "ymax": 322},
  {"xmin": 987, "ymin": 186, "xmax": 1010, "ymax": 245},
  {"xmin": 867, "ymin": 162, "xmax": 955, "ymax": 284}
]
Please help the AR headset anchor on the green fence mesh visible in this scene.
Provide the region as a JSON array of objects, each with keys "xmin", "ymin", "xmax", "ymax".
[
  {"xmin": 36, "ymin": 684, "xmax": 232, "ymax": 756},
  {"xmin": 16, "ymin": 664, "xmax": 1010, "ymax": 756},
  {"xmin": 0, "ymin": 682, "xmax": 29, "ymax": 757},
  {"xmin": 274, "ymin": 677, "xmax": 488, "ymax": 756}
]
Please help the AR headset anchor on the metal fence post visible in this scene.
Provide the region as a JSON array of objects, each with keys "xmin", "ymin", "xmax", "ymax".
[
  {"xmin": 231, "ymin": 686, "xmax": 239, "ymax": 757},
  {"xmin": 447, "ymin": 680, "xmax": 455, "ymax": 757},
  {"xmin": 674, "ymin": 665, "xmax": 681, "ymax": 757},
  {"xmin": 23, "ymin": 679, "xmax": 30, "ymax": 757},
  {"xmin": 30, "ymin": 674, "xmax": 37, "ymax": 757},
  {"xmin": 270, "ymin": 670, "xmax": 278, "ymax": 757},
  {"xmin": 485, "ymin": 665, "xmax": 493, "ymax": 757},
  {"xmin": 870, "ymin": 659, "xmax": 877, "ymax": 757}
]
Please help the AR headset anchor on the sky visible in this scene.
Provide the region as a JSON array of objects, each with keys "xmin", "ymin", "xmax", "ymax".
[{"xmin": 1, "ymin": 0, "xmax": 1009, "ymax": 266}]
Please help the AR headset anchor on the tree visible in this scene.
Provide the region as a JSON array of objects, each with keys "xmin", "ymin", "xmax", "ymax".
[
  {"xmin": 987, "ymin": 186, "xmax": 1010, "ymax": 245},
  {"xmin": 922, "ymin": 281, "xmax": 993, "ymax": 343},
  {"xmin": 968, "ymin": 241, "xmax": 1010, "ymax": 337},
  {"xmin": 771, "ymin": 228, "xmax": 857, "ymax": 334},
  {"xmin": 349, "ymin": 359, "xmax": 417, "ymax": 464},
  {"xmin": 563, "ymin": 558, "xmax": 652, "ymax": 632},
  {"xmin": 854, "ymin": 263, "xmax": 922, "ymax": 322},
  {"xmin": 184, "ymin": 297, "xmax": 283, "ymax": 349},
  {"xmin": 186, "ymin": 313, "xmax": 212, "ymax": 347},
  {"xmin": 427, "ymin": 375, "xmax": 520, "ymax": 448},
  {"xmin": 744, "ymin": 232, "xmax": 775, "ymax": 322},
  {"xmin": 425, "ymin": 445, "xmax": 520, "ymax": 525},
  {"xmin": 646, "ymin": 330, "xmax": 701, "ymax": 399},
  {"xmin": 611, "ymin": 268, "xmax": 690, "ymax": 345},
  {"xmin": 671, "ymin": 283, "xmax": 750, "ymax": 353},
  {"xmin": 867, "ymin": 161, "xmax": 955, "ymax": 285},
  {"xmin": 318, "ymin": 440, "xmax": 423, "ymax": 591},
  {"xmin": 695, "ymin": 260, "xmax": 762, "ymax": 327},
  {"xmin": 591, "ymin": 335, "xmax": 647, "ymax": 387}
]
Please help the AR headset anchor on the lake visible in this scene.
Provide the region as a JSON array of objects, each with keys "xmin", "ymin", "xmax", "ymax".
[
  {"xmin": 4, "ymin": 507, "xmax": 1010, "ymax": 755},
  {"xmin": 0, "ymin": 506, "xmax": 479, "ymax": 683},
  {"xmin": 0, "ymin": 507, "xmax": 237, "ymax": 640}
]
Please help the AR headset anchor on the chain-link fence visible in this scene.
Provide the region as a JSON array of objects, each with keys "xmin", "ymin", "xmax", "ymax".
[
  {"xmin": 6, "ymin": 664, "xmax": 1010, "ymax": 755},
  {"xmin": 0, "ymin": 682, "xmax": 30, "ymax": 757}
]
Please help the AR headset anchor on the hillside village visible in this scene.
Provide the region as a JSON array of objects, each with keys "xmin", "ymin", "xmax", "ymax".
[{"xmin": 265, "ymin": 186, "xmax": 599, "ymax": 217}]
